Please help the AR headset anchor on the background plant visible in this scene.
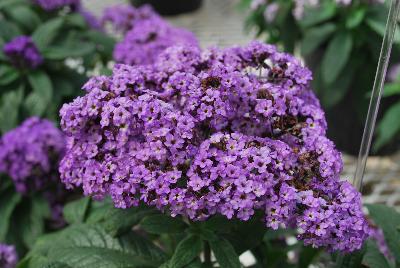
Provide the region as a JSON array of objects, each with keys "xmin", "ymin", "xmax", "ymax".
[
  {"xmin": 0, "ymin": 0, "xmax": 114, "ymax": 133},
  {"xmin": 242, "ymin": 0, "xmax": 400, "ymax": 154}
]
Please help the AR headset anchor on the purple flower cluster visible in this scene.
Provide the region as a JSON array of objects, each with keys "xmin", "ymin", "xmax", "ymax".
[
  {"xmin": 0, "ymin": 117, "xmax": 65, "ymax": 193},
  {"xmin": 59, "ymin": 41, "xmax": 370, "ymax": 252},
  {"xmin": 0, "ymin": 117, "xmax": 67, "ymax": 225},
  {"xmin": 3, "ymin": 36, "xmax": 43, "ymax": 69},
  {"xmin": 101, "ymin": 4, "xmax": 157, "ymax": 34},
  {"xmin": 0, "ymin": 244, "xmax": 17, "ymax": 268},
  {"xmin": 32, "ymin": 0, "xmax": 80, "ymax": 10},
  {"xmin": 113, "ymin": 17, "xmax": 198, "ymax": 66}
]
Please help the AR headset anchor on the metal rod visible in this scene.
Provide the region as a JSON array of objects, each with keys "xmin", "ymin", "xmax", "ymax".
[{"xmin": 353, "ymin": 0, "xmax": 400, "ymax": 191}]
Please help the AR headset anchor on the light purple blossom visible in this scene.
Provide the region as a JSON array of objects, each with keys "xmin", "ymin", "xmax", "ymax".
[
  {"xmin": 113, "ymin": 16, "xmax": 198, "ymax": 66},
  {"xmin": 3, "ymin": 36, "xmax": 43, "ymax": 69},
  {"xmin": 60, "ymin": 41, "xmax": 370, "ymax": 252},
  {"xmin": 0, "ymin": 117, "xmax": 67, "ymax": 225},
  {"xmin": 0, "ymin": 244, "xmax": 17, "ymax": 268}
]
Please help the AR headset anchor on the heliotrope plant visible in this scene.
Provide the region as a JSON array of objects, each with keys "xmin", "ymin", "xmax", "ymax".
[
  {"xmin": 242, "ymin": 0, "xmax": 400, "ymax": 154},
  {"xmin": 12, "ymin": 42, "xmax": 400, "ymax": 268},
  {"xmin": 0, "ymin": 0, "xmax": 115, "ymax": 133},
  {"xmin": 102, "ymin": 4, "xmax": 198, "ymax": 66},
  {"xmin": 0, "ymin": 117, "xmax": 70, "ymax": 256},
  {"xmin": 59, "ymin": 41, "xmax": 369, "ymax": 252}
]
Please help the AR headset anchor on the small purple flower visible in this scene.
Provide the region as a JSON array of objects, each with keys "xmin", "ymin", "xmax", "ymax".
[
  {"xmin": 3, "ymin": 36, "xmax": 43, "ymax": 69},
  {"xmin": 0, "ymin": 244, "xmax": 17, "ymax": 268}
]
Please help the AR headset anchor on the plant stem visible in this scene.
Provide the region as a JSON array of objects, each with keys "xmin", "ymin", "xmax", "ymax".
[{"xmin": 204, "ymin": 241, "xmax": 212, "ymax": 265}]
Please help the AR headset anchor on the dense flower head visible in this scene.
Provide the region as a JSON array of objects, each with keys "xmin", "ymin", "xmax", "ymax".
[
  {"xmin": 32, "ymin": 0, "xmax": 80, "ymax": 10},
  {"xmin": 113, "ymin": 16, "xmax": 198, "ymax": 66},
  {"xmin": 60, "ymin": 41, "xmax": 369, "ymax": 252},
  {"xmin": 3, "ymin": 36, "xmax": 43, "ymax": 69},
  {"xmin": 251, "ymin": 0, "xmax": 384, "ymax": 21},
  {"xmin": 0, "ymin": 117, "xmax": 67, "ymax": 224},
  {"xmin": 0, "ymin": 244, "xmax": 17, "ymax": 268},
  {"xmin": 101, "ymin": 4, "xmax": 158, "ymax": 34}
]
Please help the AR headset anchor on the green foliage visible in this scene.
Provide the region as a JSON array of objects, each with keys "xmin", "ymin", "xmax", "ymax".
[
  {"xmin": 19, "ymin": 225, "xmax": 162, "ymax": 268},
  {"xmin": 375, "ymin": 101, "xmax": 400, "ymax": 150},
  {"xmin": 0, "ymin": 182, "xmax": 21, "ymax": 240},
  {"xmin": 141, "ymin": 214, "xmax": 188, "ymax": 235},
  {"xmin": 362, "ymin": 240, "xmax": 391, "ymax": 268},
  {"xmin": 25, "ymin": 70, "xmax": 53, "ymax": 116},
  {"xmin": 63, "ymin": 197, "xmax": 91, "ymax": 225},
  {"xmin": 367, "ymin": 204, "xmax": 400, "ymax": 265},
  {"xmin": 301, "ymin": 23, "xmax": 336, "ymax": 55},
  {"xmin": 0, "ymin": 0, "xmax": 114, "ymax": 133},
  {"xmin": 209, "ymin": 237, "xmax": 241, "ymax": 268},
  {"xmin": 169, "ymin": 235, "xmax": 202, "ymax": 268},
  {"xmin": 321, "ymin": 31, "xmax": 353, "ymax": 86}
]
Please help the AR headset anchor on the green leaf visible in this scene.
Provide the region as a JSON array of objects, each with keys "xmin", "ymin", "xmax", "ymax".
[
  {"xmin": 224, "ymin": 218, "xmax": 266, "ymax": 255},
  {"xmin": 374, "ymin": 102, "xmax": 400, "ymax": 150},
  {"xmin": 209, "ymin": 237, "xmax": 241, "ymax": 268},
  {"xmin": 264, "ymin": 228, "xmax": 297, "ymax": 241},
  {"xmin": 17, "ymin": 255, "xmax": 70, "ymax": 268},
  {"xmin": 320, "ymin": 63, "xmax": 354, "ymax": 108},
  {"xmin": 85, "ymin": 30, "xmax": 115, "ymax": 60},
  {"xmin": 43, "ymin": 42, "xmax": 96, "ymax": 60},
  {"xmin": 0, "ymin": 0, "xmax": 27, "ymax": 9},
  {"xmin": 299, "ymin": 2, "xmax": 337, "ymax": 29},
  {"xmin": 382, "ymin": 83, "xmax": 400, "ymax": 97},
  {"xmin": 0, "ymin": 84, "xmax": 24, "ymax": 133},
  {"xmin": 367, "ymin": 204, "xmax": 400, "ymax": 263},
  {"xmin": 86, "ymin": 200, "xmax": 156, "ymax": 236},
  {"xmin": 301, "ymin": 23, "xmax": 336, "ymax": 55},
  {"xmin": 64, "ymin": 13, "xmax": 88, "ymax": 29},
  {"xmin": 13, "ymin": 196, "xmax": 51, "ymax": 248},
  {"xmin": 141, "ymin": 214, "xmax": 187, "ymax": 235},
  {"xmin": 335, "ymin": 247, "xmax": 366, "ymax": 268},
  {"xmin": 367, "ymin": 19, "xmax": 400, "ymax": 44},
  {"xmin": 31, "ymin": 18, "xmax": 64, "ymax": 51},
  {"xmin": 0, "ymin": 186, "xmax": 21, "ymax": 240},
  {"xmin": 298, "ymin": 246, "xmax": 320, "ymax": 268},
  {"xmin": 170, "ymin": 235, "xmax": 202, "ymax": 268},
  {"xmin": 0, "ymin": 65, "xmax": 19, "ymax": 85},
  {"xmin": 63, "ymin": 197, "xmax": 91, "ymax": 224},
  {"xmin": 6, "ymin": 5, "xmax": 41, "ymax": 31},
  {"xmin": 346, "ymin": 8, "xmax": 367, "ymax": 29},
  {"xmin": 362, "ymin": 239, "xmax": 391, "ymax": 268},
  {"xmin": 119, "ymin": 232, "xmax": 166, "ymax": 263},
  {"xmin": 0, "ymin": 20, "xmax": 22, "ymax": 41},
  {"xmin": 40, "ymin": 225, "xmax": 160, "ymax": 268},
  {"xmin": 25, "ymin": 71, "xmax": 53, "ymax": 116},
  {"xmin": 321, "ymin": 31, "xmax": 353, "ymax": 85}
]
